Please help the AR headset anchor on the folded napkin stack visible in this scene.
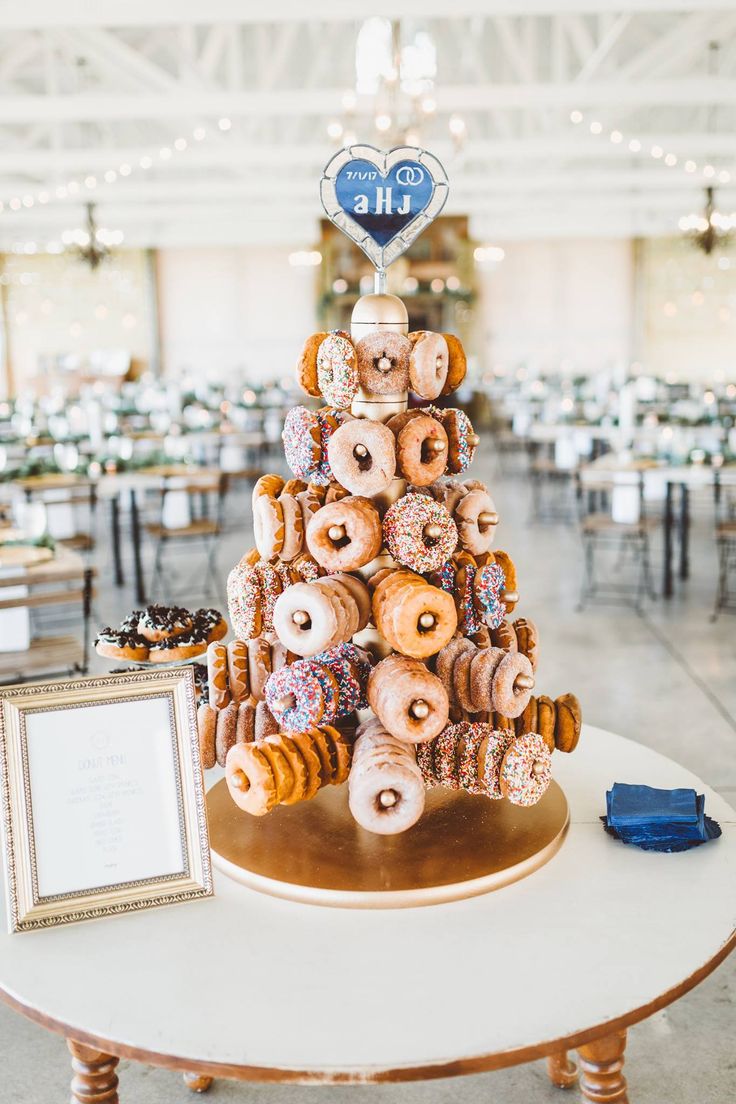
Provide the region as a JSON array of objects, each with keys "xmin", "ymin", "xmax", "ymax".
[{"xmin": 602, "ymin": 783, "xmax": 721, "ymax": 852}]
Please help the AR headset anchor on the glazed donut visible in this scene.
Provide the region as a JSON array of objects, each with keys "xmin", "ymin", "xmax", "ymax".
[
  {"xmin": 441, "ymin": 333, "xmax": 467, "ymax": 396},
  {"xmin": 513, "ymin": 617, "xmax": 539, "ymax": 671},
  {"xmin": 480, "ymin": 728, "xmax": 515, "ymax": 798},
  {"xmin": 247, "ymin": 636, "xmax": 273, "ymax": 702},
  {"xmin": 282, "ymin": 407, "xmax": 321, "ymax": 480},
  {"xmin": 474, "ymin": 561, "xmax": 507, "ymax": 630},
  {"xmin": 425, "ymin": 477, "xmax": 468, "ymax": 516},
  {"xmin": 306, "ymin": 496, "xmax": 382, "ymax": 572},
  {"xmin": 367, "ymin": 655, "xmax": 449, "ymax": 743},
  {"xmin": 499, "ymin": 732, "xmax": 552, "ymax": 806},
  {"xmin": 270, "ymin": 733, "xmax": 308, "ymax": 804},
  {"xmin": 297, "ymin": 331, "xmax": 327, "ymax": 397},
  {"xmin": 272, "ymin": 580, "xmax": 344, "ymax": 656},
  {"xmin": 264, "ymin": 661, "xmax": 337, "ymax": 732},
  {"xmin": 252, "ymin": 474, "xmax": 285, "ymax": 506},
  {"xmin": 327, "ymin": 418, "xmax": 396, "ymax": 496},
  {"xmin": 253, "ymin": 493, "xmax": 285, "ymax": 561},
  {"xmin": 355, "ymin": 331, "xmax": 411, "ymax": 395},
  {"xmin": 372, "ymin": 570, "xmax": 458, "ymax": 659},
  {"xmin": 197, "ymin": 702, "xmax": 217, "ymax": 769},
  {"xmin": 490, "ymin": 651, "xmax": 535, "ymax": 718},
  {"xmin": 491, "ymin": 620, "xmax": 518, "ymax": 652},
  {"xmin": 555, "ymin": 692, "xmax": 582, "ymax": 753},
  {"xmin": 317, "ymin": 331, "xmax": 358, "ymax": 409},
  {"xmin": 388, "ymin": 411, "xmax": 448, "ymax": 486},
  {"xmin": 491, "ymin": 550, "xmax": 519, "ymax": 612},
  {"xmin": 207, "ymin": 641, "xmax": 230, "ymax": 710},
  {"xmin": 383, "ymin": 494, "xmax": 458, "ymax": 573},
  {"xmin": 226, "ymin": 640, "xmax": 250, "ymax": 704},
  {"xmin": 328, "ymin": 574, "xmax": 371, "ymax": 632},
  {"xmin": 515, "ymin": 696, "xmax": 538, "ymax": 740},
  {"xmin": 428, "ymin": 407, "xmax": 478, "ymax": 474},
  {"xmin": 408, "ymin": 331, "xmax": 449, "ymax": 399},
  {"xmin": 226, "ymin": 741, "xmax": 278, "ymax": 816},
  {"xmin": 285, "ymin": 732, "xmax": 322, "ymax": 799},
  {"xmin": 536, "ymin": 694, "xmax": 557, "ymax": 752},
  {"xmin": 277, "ymin": 493, "xmax": 304, "ymax": 562},
  {"xmin": 455, "ymin": 487, "xmax": 498, "ymax": 556}
]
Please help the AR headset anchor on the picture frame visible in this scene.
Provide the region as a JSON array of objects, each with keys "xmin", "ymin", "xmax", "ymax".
[{"xmin": 0, "ymin": 667, "xmax": 212, "ymax": 932}]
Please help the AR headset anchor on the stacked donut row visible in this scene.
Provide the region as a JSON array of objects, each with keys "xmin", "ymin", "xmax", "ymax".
[
  {"xmin": 226, "ymin": 725, "xmax": 353, "ymax": 816},
  {"xmin": 516, "ymin": 692, "xmax": 581, "ymax": 754},
  {"xmin": 348, "ymin": 721, "xmax": 426, "ymax": 835},
  {"xmin": 298, "ymin": 329, "xmax": 467, "ymax": 406},
  {"xmin": 264, "ymin": 643, "xmax": 371, "ymax": 732},
  {"xmin": 416, "ymin": 725, "xmax": 552, "ymax": 808},
  {"xmin": 436, "ymin": 637, "xmax": 535, "ymax": 720},
  {"xmin": 197, "ymin": 697, "xmax": 279, "ymax": 769},
  {"xmin": 283, "ymin": 405, "xmax": 478, "ymax": 494}
]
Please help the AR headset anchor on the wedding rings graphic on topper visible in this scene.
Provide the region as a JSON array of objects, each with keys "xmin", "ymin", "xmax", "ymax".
[{"xmin": 321, "ymin": 144, "xmax": 449, "ymax": 274}]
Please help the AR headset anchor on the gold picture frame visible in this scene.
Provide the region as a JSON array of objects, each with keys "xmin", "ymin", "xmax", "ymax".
[{"xmin": 0, "ymin": 668, "xmax": 212, "ymax": 932}]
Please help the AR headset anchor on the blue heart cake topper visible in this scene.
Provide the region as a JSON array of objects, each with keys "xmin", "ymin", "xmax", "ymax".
[{"xmin": 321, "ymin": 144, "xmax": 449, "ymax": 273}]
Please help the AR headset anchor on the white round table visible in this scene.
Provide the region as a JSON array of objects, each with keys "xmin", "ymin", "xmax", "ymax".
[{"xmin": 1, "ymin": 726, "xmax": 734, "ymax": 1103}]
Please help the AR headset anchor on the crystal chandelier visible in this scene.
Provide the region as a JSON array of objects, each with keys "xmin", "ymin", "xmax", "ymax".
[{"xmin": 679, "ymin": 188, "xmax": 733, "ymax": 255}]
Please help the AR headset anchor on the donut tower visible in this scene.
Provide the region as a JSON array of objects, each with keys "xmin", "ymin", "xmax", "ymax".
[{"xmin": 199, "ymin": 145, "xmax": 582, "ymax": 836}]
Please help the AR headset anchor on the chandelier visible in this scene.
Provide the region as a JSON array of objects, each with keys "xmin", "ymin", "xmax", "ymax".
[
  {"xmin": 61, "ymin": 204, "xmax": 124, "ymax": 270},
  {"xmin": 327, "ymin": 18, "xmax": 466, "ymax": 152},
  {"xmin": 679, "ymin": 188, "xmax": 733, "ymax": 255}
]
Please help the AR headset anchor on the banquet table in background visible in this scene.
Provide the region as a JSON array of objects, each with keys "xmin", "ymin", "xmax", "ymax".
[{"xmin": 0, "ymin": 728, "xmax": 733, "ymax": 1103}]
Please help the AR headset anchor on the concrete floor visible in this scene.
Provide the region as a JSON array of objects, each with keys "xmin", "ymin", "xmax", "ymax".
[{"xmin": 2, "ymin": 443, "xmax": 735, "ymax": 1102}]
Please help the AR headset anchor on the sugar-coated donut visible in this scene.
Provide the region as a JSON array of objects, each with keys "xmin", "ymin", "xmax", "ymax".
[
  {"xmin": 297, "ymin": 331, "xmax": 327, "ymax": 397},
  {"xmin": 327, "ymin": 418, "xmax": 396, "ymax": 496},
  {"xmin": 236, "ymin": 700, "xmax": 255, "ymax": 743},
  {"xmin": 499, "ymin": 732, "xmax": 552, "ymax": 806},
  {"xmin": 408, "ymin": 331, "xmax": 449, "ymax": 399},
  {"xmin": 317, "ymin": 331, "xmax": 358, "ymax": 409},
  {"xmin": 197, "ymin": 702, "xmax": 217, "ymax": 769},
  {"xmin": 491, "ymin": 651, "xmax": 535, "ymax": 718},
  {"xmin": 455, "ymin": 487, "xmax": 498, "ymax": 556},
  {"xmin": 355, "ymin": 331, "xmax": 411, "ymax": 395},
  {"xmin": 254, "ymin": 700, "xmax": 279, "ymax": 742},
  {"xmin": 555, "ymin": 692, "xmax": 581, "ymax": 753},
  {"xmin": 306, "ymin": 496, "xmax": 382, "ymax": 572},
  {"xmin": 282, "ymin": 407, "xmax": 321, "ymax": 480},
  {"xmin": 441, "ymin": 333, "xmax": 467, "ymax": 396},
  {"xmin": 272, "ymin": 580, "xmax": 343, "ymax": 656},
  {"xmin": 468, "ymin": 646, "xmax": 506, "ymax": 711},
  {"xmin": 225, "ymin": 742, "xmax": 277, "ymax": 816},
  {"xmin": 216, "ymin": 702, "xmax": 238, "ymax": 766},
  {"xmin": 388, "ymin": 411, "xmax": 448, "ymax": 486},
  {"xmin": 474, "ymin": 562, "xmax": 507, "ymax": 630},
  {"xmin": 383, "ymin": 494, "xmax": 458, "ymax": 573},
  {"xmin": 367, "ymin": 655, "xmax": 449, "ymax": 743}
]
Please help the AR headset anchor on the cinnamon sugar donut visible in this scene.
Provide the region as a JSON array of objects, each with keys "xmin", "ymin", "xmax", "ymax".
[
  {"xmin": 491, "ymin": 651, "xmax": 534, "ymax": 718},
  {"xmin": 455, "ymin": 487, "xmax": 498, "ymax": 555},
  {"xmin": 388, "ymin": 411, "xmax": 448, "ymax": 486},
  {"xmin": 408, "ymin": 331, "xmax": 449, "ymax": 399},
  {"xmin": 197, "ymin": 702, "xmax": 217, "ymax": 769},
  {"xmin": 367, "ymin": 655, "xmax": 449, "ymax": 743},
  {"xmin": 306, "ymin": 496, "xmax": 382, "ymax": 572},
  {"xmin": 317, "ymin": 331, "xmax": 358, "ymax": 409},
  {"xmin": 327, "ymin": 418, "xmax": 396, "ymax": 496},
  {"xmin": 355, "ymin": 331, "xmax": 411, "ymax": 395},
  {"xmin": 441, "ymin": 333, "xmax": 467, "ymax": 395},
  {"xmin": 499, "ymin": 732, "xmax": 552, "ymax": 806},
  {"xmin": 383, "ymin": 494, "xmax": 458, "ymax": 573}
]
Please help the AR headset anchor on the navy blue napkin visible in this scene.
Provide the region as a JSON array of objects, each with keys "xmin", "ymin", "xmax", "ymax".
[{"xmin": 602, "ymin": 783, "xmax": 721, "ymax": 852}]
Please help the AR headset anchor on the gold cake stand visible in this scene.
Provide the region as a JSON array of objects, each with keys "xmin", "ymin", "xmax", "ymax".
[{"xmin": 207, "ymin": 778, "xmax": 569, "ymax": 909}]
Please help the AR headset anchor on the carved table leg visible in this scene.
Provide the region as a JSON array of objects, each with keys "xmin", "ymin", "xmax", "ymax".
[
  {"xmin": 67, "ymin": 1040, "xmax": 119, "ymax": 1103},
  {"xmin": 183, "ymin": 1072, "xmax": 214, "ymax": 1092},
  {"xmin": 547, "ymin": 1050, "xmax": 579, "ymax": 1088},
  {"xmin": 577, "ymin": 1030, "xmax": 629, "ymax": 1103}
]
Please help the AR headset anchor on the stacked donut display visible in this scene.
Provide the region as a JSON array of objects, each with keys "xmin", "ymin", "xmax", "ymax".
[{"xmin": 207, "ymin": 292, "xmax": 582, "ymax": 836}]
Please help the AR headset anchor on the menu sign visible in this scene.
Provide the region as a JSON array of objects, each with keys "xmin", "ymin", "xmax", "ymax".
[{"xmin": 0, "ymin": 669, "xmax": 212, "ymax": 931}]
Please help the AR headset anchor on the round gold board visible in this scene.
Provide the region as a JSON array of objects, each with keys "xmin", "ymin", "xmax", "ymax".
[{"xmin": 207, "ymin": 777, "xmax": 569, "ymax": 908}]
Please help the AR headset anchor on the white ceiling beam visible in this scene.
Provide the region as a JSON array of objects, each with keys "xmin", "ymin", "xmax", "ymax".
[
  {"xmin": 575, "ymin": 12, "xmax": 631, "ymax": 81},
  {"xmin": 2, "ymin": 78, "xmax": 736, "ymax": 121}
]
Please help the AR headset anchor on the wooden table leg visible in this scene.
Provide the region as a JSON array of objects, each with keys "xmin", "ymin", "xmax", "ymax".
[
  {"xmin": 68, "ymin": 1039, "xmax": 119, "ymax": 1103},
  {"xmin": 547, "ymin": 1050, "xmax": 579, "ymax": 1088},
  {"xmin": 577, "ymin": 1030, "xmax": 628, "ymax": 1102},
  {"xmin": 183, "ymin": 1072, "xmax": 214, "ymax": 1093}
]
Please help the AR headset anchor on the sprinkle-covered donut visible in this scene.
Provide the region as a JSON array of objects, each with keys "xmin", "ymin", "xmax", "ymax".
[
  {"xmin": 388, "ymin": 411, "xmax": 448, "ymax": 486},
  {"xmin": 491, "ymin": 651, "xmax": 535, "ymax": 719},
  {"xmin": 441, "ymin": 333, "xmax": 467, "ymax": 396},
  {"xmin": 306, "ymin": 495, "xmax": 382, "ymax": 572},
  {"xmin": 383, "ymin": 493, "xmax": 458, "ymax": 573},
  {"xmin": 408, "ymin": 331, "xmax": 449, "ymax": 399},
  {"xmin": 317, "ymin": 331, "xmax": 358, "ymax": 409},
  {"xmin": 297, "ymin": 331, "xmax": 327, "ymax": 397},
  {"xmin": 480, "ymin": 727, "xmax": 515, "ymax": 798},
  {"xmin": 474, "ymin": 561, "xmax": 506, "ymax": 630},
  {"xmin": 454, "ymin": 560, "xmax": 482, "ymax": 637},
  {"xmin": 225, "ymin": 741, "xmax": 278, "ymax": 816},
  {"xmin": 327, "ymin": 417, "xmax": 396, "ymax": 496},
  {"xmin": 227, "ymin": 553, "xmax": 284, "ymax": 641},
  {"xmin": 432, "ymin": 723, "xmax": 465, "ymax": 789},
  {"xmin": 265, "ymin": 663, "xmax": 331, "ymax": 731},
  {"xmin": 355, "ymin": 331, "xmax": 411, "ymax": 395},
  {"xmin": 367, "ymin": 655, "xmax": 449, "ymax": 743},
  {"xmin": 428, "ymin": 407, "xmax": 478, "ymax": 474},
  {"xmin": 499, "ymin": 732, "xmax": 552, "ymax": 806},
  {"xmin": 272, "ymin": 580, "xmax": 343, "ymax": 656},
  {"xmin": 455, "ymin": 487, "xmax": 498, "ymax": 556},
  {"xmin": 283, "ymin": 407, "xmax": 321, "ymax": 480},
  {"xmin": 313, "ymin": 408, "xmax": 350, "ymax": 486},
  {"xmin": 457, "ymin": 723, "xmax": 488, "ymax": 794},
  {"xmin": 416, "ymin": 739, "xmax": 438, "ymax": 787}
]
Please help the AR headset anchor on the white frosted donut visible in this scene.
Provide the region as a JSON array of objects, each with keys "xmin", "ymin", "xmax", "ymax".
[
  {"xmin": 348, "ymin": 758, "xmax": 425, "ymax": 835},
  {"xmin": 272, "ymin": 581, "xmax": 341, "ymax": 656}
]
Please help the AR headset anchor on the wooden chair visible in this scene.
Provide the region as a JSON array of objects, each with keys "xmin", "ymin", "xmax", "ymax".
[
  {"xmin": 578, "ymin": 473, "xmax": 658, "ymax": 613},
  {"xmin": 712, "ymin": 487, "xmax": 736, "ymax": 619},
  {"xmin": 20, "ymin": 477, "xmax": 97, "ymax": 554},
  {"xmin": 0, "ymin": 549, "xmax": 95, "ymax": 684},
  {"xmin": 146, "ymin": 474, "xmax": 227, "ymax": 603}
]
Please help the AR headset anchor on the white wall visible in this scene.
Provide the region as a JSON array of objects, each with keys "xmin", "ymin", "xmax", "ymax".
[
  {"xmin": 156, "ymin": 246, "xmax": 318, "ymax": 385},
  {"xmin": 474, "ymin": 239, "xmax": 634, "ymax": 376}
]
